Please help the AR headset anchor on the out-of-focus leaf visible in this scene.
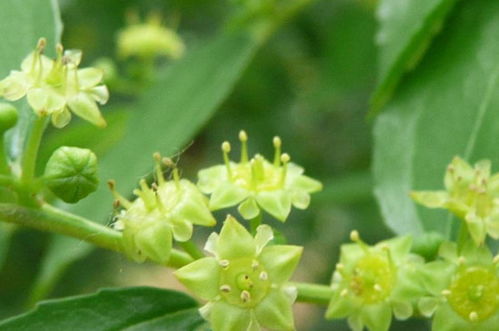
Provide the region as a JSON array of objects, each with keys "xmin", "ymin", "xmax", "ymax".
[
  {"xmin": 0, "ymin": 287, "xmax": 205, "ymax": 330},
  {"xmin": 370, "ymin": 0, "xmax": 457, "ymax": 114},
  {"xmin": 373, "ymin": 0, "xmax": 499, "ymax": 237},
  {"xmin": 0, "ymin": 0, "xmax": 62, "ymax": 271},
  {"xmin": 30, "ymin": 30, "xmax": 260, "ymax": 302}
]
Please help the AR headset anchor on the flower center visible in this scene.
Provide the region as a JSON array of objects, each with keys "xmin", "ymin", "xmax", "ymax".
[
  {"xmin": 218, "ymin": 257, "xmax": 271, "ymax": 308},
  {"xmin": 231, "ymin": 159, "xmax": 283, "ymax": 192},
  {"xmin": 448, "ymin": 266, "xmax": 498, "ymax": 322},
  {"xmin": 349, "ymin": 254, "xmax": 395, "ymax": 304}
]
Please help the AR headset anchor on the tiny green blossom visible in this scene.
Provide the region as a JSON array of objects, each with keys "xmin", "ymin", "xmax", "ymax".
[
  {"xmin": 110, "ymin": 154, "xmax": 215, "ymax": 264},
  {"xmin": 117, "ymin": 12, "xmax": 185, "ymax": 60},
  {"xmin": 175, "ymin": 215, "xmax": 302, "ymax": 331},
  {"xmin": 198, "ymin": 131, "xmax": 322, "ymax": 222},
  {"xmin": 411, "ymin": 156, "xmax": 499, "ymax": 245},
  {"xmin": 418, "ymin": 242, "xmax": 499, "ymax": 331},
  {"xmin": 326, "ymin": 231, "xmax": 424, "ymax": 331},
  {"xmin": 0, "ymin": 38, "xmax": 109, "ymax": 128}
]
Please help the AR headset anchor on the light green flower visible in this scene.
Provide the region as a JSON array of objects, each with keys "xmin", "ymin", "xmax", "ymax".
[
  {"xmin": 411, "ymin": 156, "xmax": 499, "ymax": 245},
  {"xmin": 325, "ymin": 232, "xmax": 424, "ymax": 331},
  {"xmin": 110, "ymin": 154, "xmax": 215, "ymax": 264},
  {"xmin": 198, "ymin": 131, "xmax": 322, "ymax": 222},
  {"xmin": 117, "ymin": 12, "xmax": 185, "ymax": 60},
  {"xmin": 0, "ymin": 38, "xmax": 109, "ymax": 128},
  {"xmin": 175, "ymin": 215, "xmax": 302, "ymax": 331},
  {"xmin": 418, "ymin": 242, "xmax": 499, "ymax": 331}
]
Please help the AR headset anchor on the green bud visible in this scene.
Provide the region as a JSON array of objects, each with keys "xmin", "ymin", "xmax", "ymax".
[
  {"xmin": 0, "ymin": 103, "xmax": 18, "ymax": 133},
  {"xmin": 411, "ymin": 232, "xmax": 445, "ymax": 261},
  {"xmin": 44, "ymin": 146, "xmax": 99, "ymax": 203}
]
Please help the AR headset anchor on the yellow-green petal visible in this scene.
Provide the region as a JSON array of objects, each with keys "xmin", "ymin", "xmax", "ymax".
[
  {"xmin": 174, "ymin": 257, "xmax": 220, "ymax": 301},
  {"xmin": 254, "ymin": 288, "xmax": 295, "ymax": 331},
  {"xmin": 238, "ymin": 197, "xmax": 260, "ymax": 220},
  {"xmin": 210, "ymin": 301, "xmax": 252, "ymax": 331},
  {"xmin": 216, "ymin": 216, "xmax": 256, "ymax": 259},
  {"xmin": 258, "ymin": 245, "xmax": 302, "ymax": 284}
]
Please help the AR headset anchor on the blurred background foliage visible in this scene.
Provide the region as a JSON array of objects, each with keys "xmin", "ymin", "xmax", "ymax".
[{"xmin": 0, "ymin": 0, "xmax": 430, "ymax": 329}]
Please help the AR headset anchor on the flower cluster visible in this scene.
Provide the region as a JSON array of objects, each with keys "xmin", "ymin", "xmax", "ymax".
[
  {"xmin": 326, "ymin": 231, "xmax": 424, "ymax": 331},
  {"xmin": 418, "ymin": 242, "xmax": 499, "ymax": 331},
  {"xmin": 0, "ymin": 39, "xmax": 108, "ymax": 128},
  {"xmin": 117, "ymin": 12, "xmax": 185, "ymax": 60},
  {"xmin": 175, "ymin": 216, "xmax": 302, "ymax": 331},
  {"xmin": 411, "ymin": 156, "xmax": 499, "ymax": 245},
  {"xmin": 198, "ymin": 131, "xmax": 322, "ymax": 222},
  {"xmin": 110, "ymin": 154, "xmax": 215, "ymax": 264}
]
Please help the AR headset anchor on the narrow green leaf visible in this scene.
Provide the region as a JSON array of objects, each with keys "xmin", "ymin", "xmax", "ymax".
[
  {"xmin": 373, "ymin": 0, "xmax": 499, "ymax": 237},
  {"xmin": 0, "ymin": 287, "xmax": 204, "ymax": 330},
  {"xmin": 370, "ymin": 0, "xmax": 457, "ymax": 114},
  {"xmin": 30, "ymin": 30, "xmax": 260, "ymax": 302},
  {"xmin": 0, "ymin": 0, "xmax": 62, "ymax": 271}
]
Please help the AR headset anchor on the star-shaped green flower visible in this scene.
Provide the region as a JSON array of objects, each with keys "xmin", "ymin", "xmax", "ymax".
[
  {"xmin": 175, "ymin": 215, "xmax": 302, "ymax": 331},
  {"xmin": 111, "ymin": 154, "xmax": 215, "ymax": 264},
  {"xmin": 0, "ymin": 38, "xmax": 108, "ymax": 128},
  {"xmin": 417, "ymin": 242, "xmax": 499, "ymax": 331},
  {"xmin": 411, "ymin": 156, "xmax": 499, "ymax": 245},
  {"xmin": 325, "ymin": 232, "xmax": 424, "ymax": 331},
  {"xmin": 198, "ymin": 131, "xmax": 322, "ymax": 222}
]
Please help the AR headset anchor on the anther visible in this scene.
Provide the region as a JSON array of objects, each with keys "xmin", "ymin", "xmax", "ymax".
[
  {"xmin": 340, "ymin": 289, "xmax": 348, "ymax": 297},
  {"xmin": 441, "ymin": 289, "xmax": 451, "ymax": 296},
  {"xmin": 458, "ymin": 256, "xmax": 466, "ymax": 265},
  {"xmin": 107, "ymin": 180, "xmax": 132, "ymax": 209},
  {"xmin": 219, "ymin": 259, "xmax": 230, "ymax": 268},
  {"xmin": 493, "ymin": 255, "xmax": 499, "ymax": 264},
  {"xmin": 350, "ymin": 230, "xmax": 360, "ymax": 242},
  {"xmin": 469, "ymin": 311, "xmax": 478, "ymax": 322},
  {"xmin": 374, "ymin": 284, "xmax": 382, "ymax": 292},
  {"xmin": 153, "ymin": 152, "xmax": 165, "ymax": 185},
  {"xmin": 336, "ymin": 263, "xmax": 344, "ymax": 272},
  {"xmin": 239, "ymin": 130, "xmax": 248, "ymax": 163},
  {"xmin": 219, "ymin": 285, "xmax": 231, "ymax": 293},
  {"xmin": 252, "ymin": 260, "xmax": 259, "ymax": 270},
  {"xmin": 37, "ymin": 38, "xmax": 47, "ymax": 53},
  {"xmin": 273, "ymin": 136, "xmax": 282, "ymax": 166},
  {"xmin": 280, "ymin": 153, "xmax": 290, "ymax": 185},
  {"xmin": 240, "ymin": 290, "xmax": 251, "ymax": 303},
  {"xmin": 259, "ymin": 271, "xmax": 268, "ymax": 281}
]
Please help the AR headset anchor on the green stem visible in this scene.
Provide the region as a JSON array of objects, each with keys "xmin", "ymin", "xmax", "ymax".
[
  {"xmin": 288, "ymin": 281, "xmax": 333, "ymax": 305},
  {"xmin": 249, "ymin": 213, "xmax": 262, "ymax": 235},
  {"xmin": 0, "ymin": 137, "xmax": 9, "ymax": 175},
  {"xmin": 0, "ymin": 203, "xmax": 193, "ymax": 268},
  {"xmin": 21, "ymin": 116, "xmax": 46, "ymax": 184},
  {"xmin": 180, "ymin": 240, "xmax": 205, "ymax": 260},
  {"xmin": 456, "ymin": 221, "xmax": 472, "ymax": 251}
]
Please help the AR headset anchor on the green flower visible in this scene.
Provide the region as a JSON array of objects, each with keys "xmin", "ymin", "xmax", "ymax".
[
  {"xmin": 110, "ymin": 154, "xmax": 215, "ymax": 264},
  {"xmin": 175, "ymin": 215, "xmax": 302, "ymax": 331},
  {"xmin": 198, "ymin": 131, "xmax": 322, "ymax": 222},
  {"xmin": 418, "ymin": 242, "xmax": 499, "ymax": 331},
  {"xmin": 411, "ymin": 156, "xmax": 499, "ymax": 245},
  {"xmin": 0, "ymin": 38, "xmax": 109, "ymax": 128},
  {"xmin": 325, "ymin": 232, "xmax": 424, "ymax": 331},
  {"xmin": 117, "ymin": 12, "xmax": 185, "ymax": 60}
]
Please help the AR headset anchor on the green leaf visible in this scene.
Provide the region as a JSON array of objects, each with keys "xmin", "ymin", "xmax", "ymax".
[
  {"xmin": 0, "ymin": 0, "xmax": 61, "ymax": 271},
  {"xmin": 370, "ymin": 0, "xmax": 457, "ymax": 114},
  {"xmin": 373, "ymin": 0, "xmax": 499, "ymax": 237},
  {"xmin": 0, "ymin": 287, "xmax": 206, "ymax": 330},
  {"xmin": 30, "ymin": 30, "xmax": 260, "ymax": 302}
]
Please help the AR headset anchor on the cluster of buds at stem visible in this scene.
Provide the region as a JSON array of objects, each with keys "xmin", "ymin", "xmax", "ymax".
[
  {"xmin": 0, "ymin": 38, "xmax": 109, "ymax": 128},
  {"xmin": 198, "ymin": 130, "xmax": 322, "ymax": 222},
  {"xmin": 109, "ymin": 153, "xmax": 215, "ymax": 264}
]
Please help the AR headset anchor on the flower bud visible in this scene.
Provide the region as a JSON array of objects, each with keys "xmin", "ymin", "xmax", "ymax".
[
  {"xmin": 0, "ymin": 103, "xmax": 18, "ymax": 133},
  {"xmin": 44, "ymin": 146, "xmax": 99, "ymax": 203}
]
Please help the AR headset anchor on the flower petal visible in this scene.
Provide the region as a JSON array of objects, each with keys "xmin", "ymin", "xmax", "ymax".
[
  {"xmin": 210, "ymin": 301, "xmax": 252, "ymax": 331},
  {"xmin": 77, "ymin": 67, "xmax": 103, "ymax": 89},
  {"xmin": 289, "ymin": 174, "xmax": 322, "ymax": 193},
  {"xmin": 325, "ymin": 291, "xmax": 356, "ymax": 319},
  {"xmin": 238, "ymin": 197, "xmax": 260, "ymax": 220},
  {"xmin": 134, "ymin": 222, "xmax": 172, "ymax": 264},
  {"xmin": 259, "ymin": 245, "xmax": 302, "ymax": 284},
  {"xmin": 89, "ymin": 85, "xmax": 109, "ymax": 104},
  {"xmin": 360, "ymin": 303, "xmax": 392, "ymax": 331},
  {"xmin": 291, "ymin": 190, "xmax": 310, "ymax": 210},
  {"xmin": 254, "ymin": 288, "xmax": 295, "ymax": 331},
  {"xmin": 197, "ymin": 165, "xmax": 227, "ymax": 193},
  {"xmin": 254, "ymin": 224, "xmax": 273, "ymax": 255},
  {"xmin": 256, "ymin": 190, "xmax": 292, "ymax": 222},
  {"xmin": 209, "ymin": 184, "xmax": 248, "ymax": 210},
  {"xmin": 68, "ymin": 92, "xmax": 106, "ymax": 127},
  {"xmin": 51, "ymin": 108, "xmax": 72, "ymax": 128},
  {"xmin": 171, "ymin": 219, "xmax": 193, "ymax": 242},
  {"xmin": 410, "ymin": 191, "xmax": 449, "ymax": 208},
  {"xmin": 174, "ymin": 257, "xmax": 220, "ymax": 301},
  {"xmin": 217, "ymin": 215, "xmax": 256, "ymax": 259}
]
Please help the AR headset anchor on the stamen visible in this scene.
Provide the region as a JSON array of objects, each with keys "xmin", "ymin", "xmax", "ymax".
[
  {"xmin": 280, "ymin": 153, "xmax": 290, "ymax": 185},
  {"xmin": 252, "ymin": 260, "xmax": 259, "ymax": 270},
  {"xmin": 350, "ymin": 230, "xmax": 360, "ymax": 242},
  {"xmin": 219, "ymin": 259, "xmax": 230, "ymax": 268},
  {"xmin": 457, "ymin": 256, "xmax": 466, "ymax": 265},
  {"xmin": 273, "ymin": 136, "xmax": 282, "ymax": 166},
  {"xmin": 219, "ymin": 285, "xmax": 231, "ymax": 293},
  {"xmin": 136, "ymin": 179, "xmax": 156, "ymax": 210},
  {"xmin": 441, "ymin": 289, "xmax": 451, "ymax": 296},
  {"xmin": 340, "ymin": 289, "xmax": 348, "ymax": 297},
  {"xmin": 239, "ymin": 130, "xmax": 248, "ymax": 163},
  {"xmin": 153, "ymin": 152, "xmax": 165, "ymax": 185},
  {"xmin": 37, "ymin": 38, "xmax": 47, "ymax": 53},
  {"xmin": 221, "ymin": 141, "xmax": 232, "ymax": 179},
  {"xmin": 107, "ymin": 180, "xmax": 132, "ymax": 209},
  {"xmin": 259, "ymin": 271, "xmax": 268, "ymax": 281},
  {"xmin": 374, "ymin": 284, "xmax": 382, "ymax": 292},
  {"xmin": 172, "ymin": 168, "xmax": 180, "ymax": 188},
  {"xmin": 240, "ymin": 290, "xmax": 251, "ymax": 302}
]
